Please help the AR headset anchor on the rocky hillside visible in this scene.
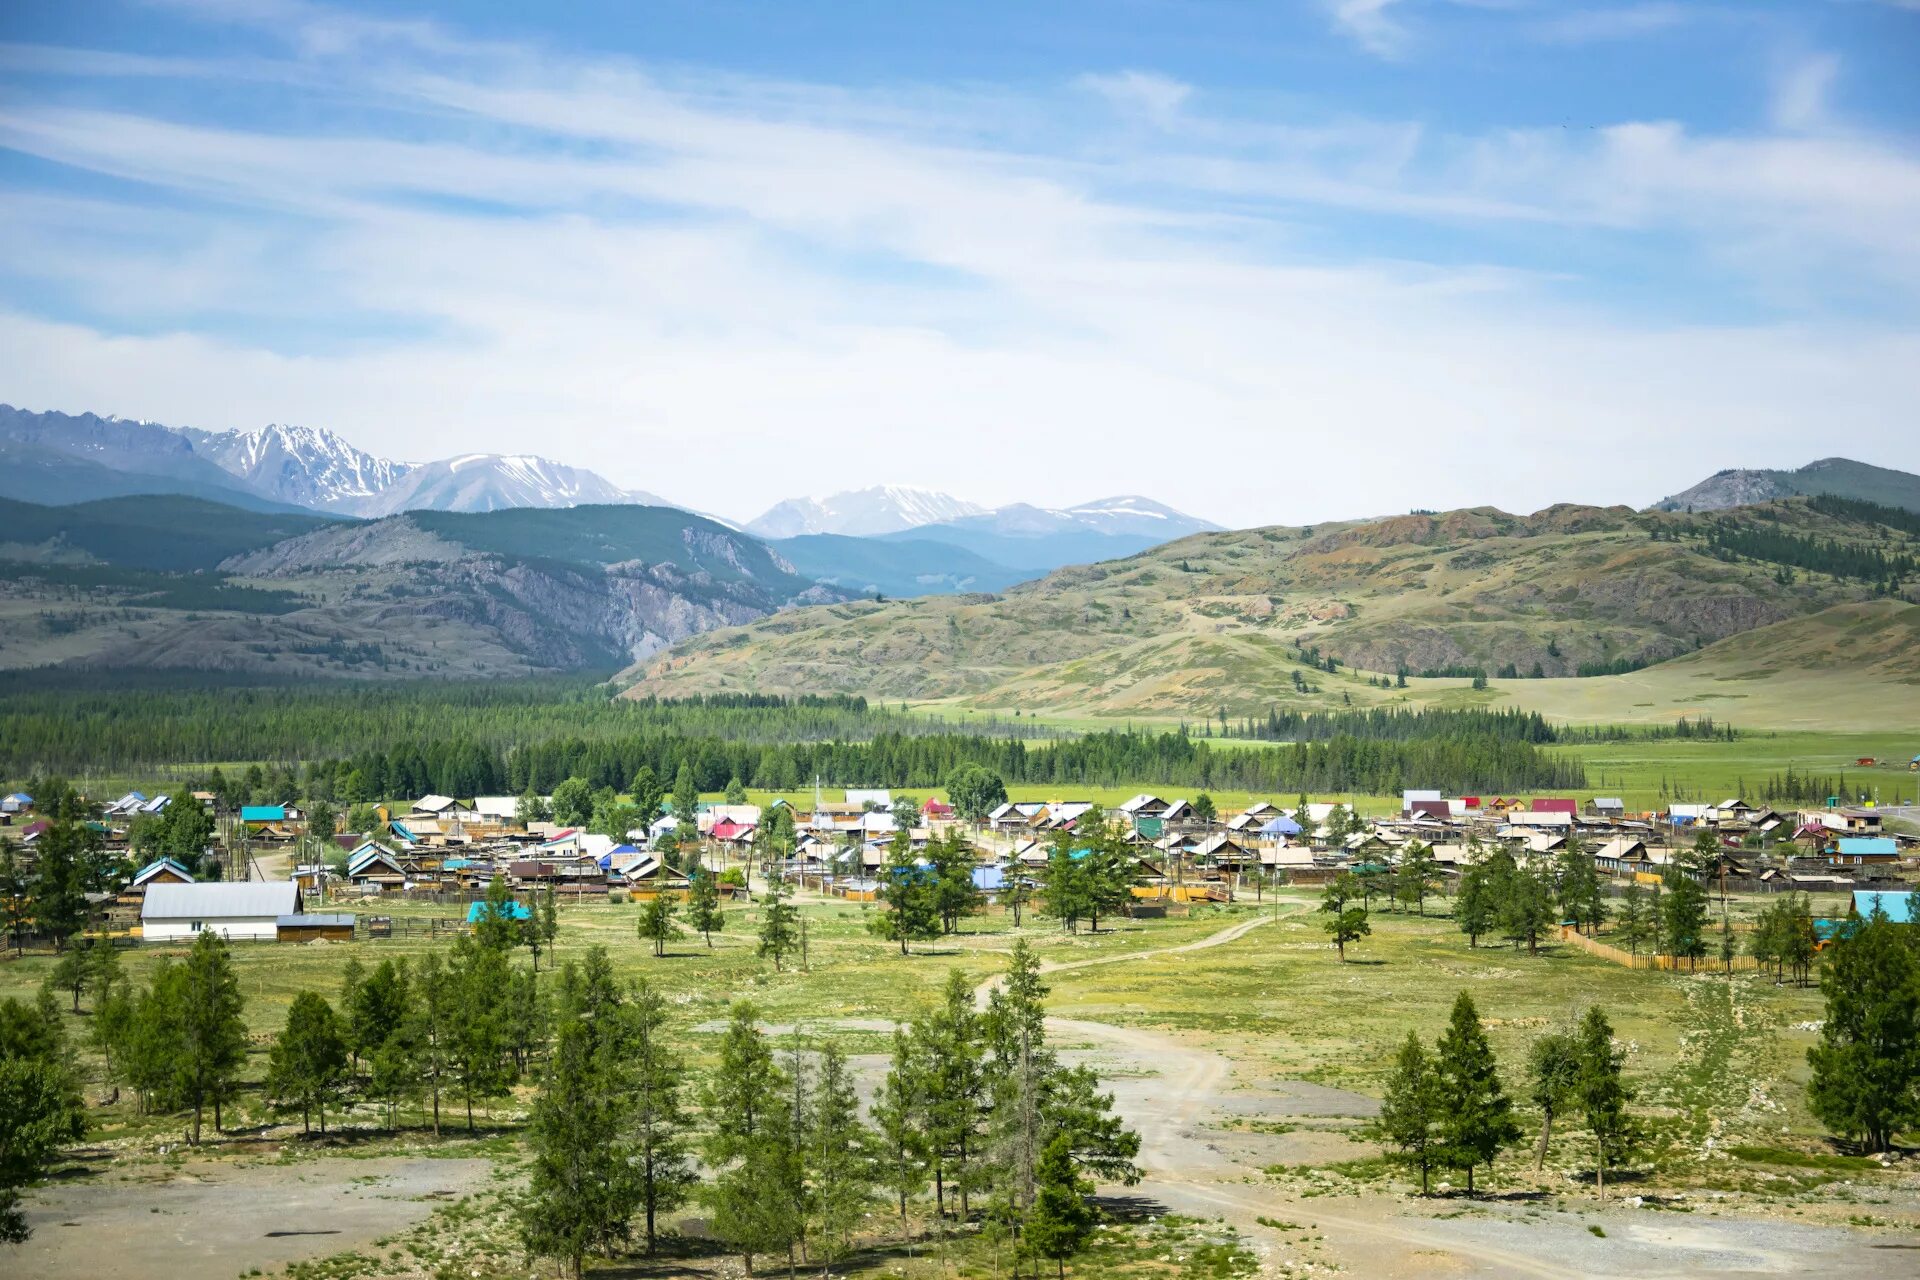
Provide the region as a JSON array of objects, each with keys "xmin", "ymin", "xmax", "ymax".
[
  {"xmin": 0, "ymin": 500, "xmax": 841, "ymax": 681},
  {"xmin": 1654, "ymin": 457, "xmax": 1920, "ymax": 514},
  {"xmin": 623, "ymin": 499, "xmax": 1918, "ymax": 716}
]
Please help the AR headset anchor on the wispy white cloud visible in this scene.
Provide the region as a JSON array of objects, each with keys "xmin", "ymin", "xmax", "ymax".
[
  {"xmin": 1772, "ymin": 53, "xmax": 1840, "ymax": 131},
  {"xmin": 1075, "ymin": 70, "xmax": 1193, "ymax": 125},
  {"xmin": 1529, "ymin": 4, "xmax": 1690, "ymax": 45},
  {"xmin": 1325, "ymin": 0, "xmax": 1413, "ymax": 58},
  {"xmin": 0, "ymin": 6, "xmax": 1916, "ymax": 523}
]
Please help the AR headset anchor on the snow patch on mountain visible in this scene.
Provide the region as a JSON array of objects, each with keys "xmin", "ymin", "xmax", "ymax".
[
  {"xmin": 184, "ymin": 422, "xmax": 416, "ymax": 512},
  {"xmin": 746, "ymin": 486, "xmax": 988, "ymax": 538}
]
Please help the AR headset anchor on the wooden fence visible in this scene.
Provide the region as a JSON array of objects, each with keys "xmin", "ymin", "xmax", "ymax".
[{"xmin": 1556, "ymin": 924, "xmax": 1759, "ymax": 972}]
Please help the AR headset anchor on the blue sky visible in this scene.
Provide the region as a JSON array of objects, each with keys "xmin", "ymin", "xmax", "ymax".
[{"xmin": 1, "ymin": 0, "xmax": 1916, "ymax": 523}]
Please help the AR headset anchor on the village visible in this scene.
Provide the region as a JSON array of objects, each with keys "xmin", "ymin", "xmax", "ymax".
[{"xmin": 3, "ymin": 780, "xmax": 1913, "ymax": 948}]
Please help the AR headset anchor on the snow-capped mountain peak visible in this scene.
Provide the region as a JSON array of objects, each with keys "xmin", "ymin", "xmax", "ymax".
[
  {"xmin": 746, "ymin": 486, "xmax": 988, "ymax": 539},
  {"xmin": 181, "ymin": 421, "xmax": 415, "ymax": 512}
]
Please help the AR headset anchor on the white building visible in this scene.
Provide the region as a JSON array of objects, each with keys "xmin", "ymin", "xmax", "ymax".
[{"xmin": 140, "ymin": 882, "xmax": 303, "ymax": 942}]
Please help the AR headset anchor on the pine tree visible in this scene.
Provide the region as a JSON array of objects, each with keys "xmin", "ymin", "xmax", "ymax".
[
  {"xmin": 409, "ymin": 951, "xmax": 453, "ymax": 1136},
  {"xmin": 1434, "ymin": 991, "xmax": 1519, "ymax": 1194},
  {"xmin": 873, "ymin": 1028, "xmax": 932, "ymax": 1233},
  {"xmin": 1454, "ymin": 858, "xmax": 1497, "ymax": 948},
  {"xmin": 1025, "ymin": 1135, "xmax": 1095, "ymax": 1278},
  {"xmin": 686, "ymin": 868, "xmax": 725, "ymax": 947},
  {"xmin": 445, "ymin": 935, "xmax": 514, "ymax": 1132},
  {"xmin": 1499, "ymin": 862, "xmax": 1556, "ymax": 956},
  {"xmin": 1042, "ymin": 834, "xmax": 1088, "ymax": 934},
  {"xmin": 173, "ymin": 930, "xmax": 248, "ymax": 1143},
  {"xmin": 1575, "ymin": 1007, "xmax": 1636, "ymax": 1198},
  {"xmin": 702, "ymin": 1004, "xmax": 799, "ymax": 1275},
  {"xmin": 1616, "ymin": 881, "xmax": 1650, "ymax": 958},
  {"xmin": 267, "ymin": 992, "xmax": 348, "ymax": 1135},
  {"xmin": 1397, "ymin": 841, "xmax": 1439, "ymax": 915},
  {"xmin": 919, "ymin": 969, "xmax": 988, "ymax": 1220},
  {"xmin": 871, "ymin": 828, "xmax": 940, "ymax": 955},
  {"xmin": 1807, "ymin": 909, "xmax": 1920, "ymax": 1153},
  {"xmin": 639, "ymin": 891, "xmax": 679, "ymax": 957},
  {"xmin": 519, "ymin": 1017, "xmax": 620, "ymax": 1279},
  {"xmin": 625, "ymin": 980, "xmax": 697, "ymax": 1253},
  {"xmin": 757, "ymin": 874, "xmax": 801, "ymax": 972},
  {"xmin": 1660, "ymin": 864, "xmax": 1709, "ymax": 969},
  {"xmin": 1377, "ymin": 1031, "xmax": 1440, "ymax": 1194},
  {"xmin": 672, "ymin": 764, "xmax": 700, "ymax": 847},
  {"xmin": 929, "ymin": 828, "xmax": 985, "ymax": 934},
  {"xmin": 809, "ymin": 1039, "xmax": 877, "ymax": 1272}
]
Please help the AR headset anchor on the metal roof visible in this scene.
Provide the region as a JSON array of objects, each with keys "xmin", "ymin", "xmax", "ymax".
[
  {"xmin": 142, "ymin": 882, "xmax": 301, "ymax": 919},
  {"xmin": 281, "ymin": 914, "xmax": 355, "ymax": 927}
]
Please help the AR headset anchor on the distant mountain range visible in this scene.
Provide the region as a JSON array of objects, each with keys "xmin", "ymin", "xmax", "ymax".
[
  {"xmin": 3, "ymin": 407, "xmax": 678, "ymax": 520},
  {"xmin": 746, "ymin": 486, "xmax": 987, "ymax": 538},
  {"xmin": 1653, "ymin": 457, "xmax": 1920, "ymax": 514}
]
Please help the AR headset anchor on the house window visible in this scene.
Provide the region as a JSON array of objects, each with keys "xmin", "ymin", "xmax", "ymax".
[{"xmin": 191, "ymin": 921, "xmax": 202, "ymax": 930}]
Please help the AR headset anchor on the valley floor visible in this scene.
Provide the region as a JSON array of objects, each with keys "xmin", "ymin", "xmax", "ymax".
[{"xmin": 6, "ymin": 891, "xmax": 1916, "ymax": 1279}]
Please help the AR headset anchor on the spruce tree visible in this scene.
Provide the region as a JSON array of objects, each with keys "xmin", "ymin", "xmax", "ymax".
[
  {"xmin": 445, "ymin": 935, "xmax": 514, "ymax": 1131},
  {"xmin": 1454, "ymin": 859, "xmax": 1497, "ymax": 948},
  {"xmin": 919, "ymin": 969, "xmax": 988, "ymax": 1220},
  {"xmin": 1660, "ymin": 864, "xmax": 1709, "ymax": 969},
  {"xmin": 1499, "ymin": 862, "xmax": 1556, "ymax": 955},
  {"xmin": 702, "ymin": 1004, "xmax": 799, "ymax": 1275},
  {"xmin": 1434, "ymin": 991, "xmax": 1519, "ymax": 1194},
  {"xmin": 1377, "ymin": 1031, "xmax": 1440, "ymax": 1194},
  {"xmin": 1616, "ymin": 881, "xmax": 1649, "ymax": 958}
]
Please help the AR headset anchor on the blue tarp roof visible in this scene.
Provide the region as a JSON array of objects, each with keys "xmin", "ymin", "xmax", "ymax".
[
  {"xmin": 1260, "ymin": 816, "xmax": 1302, "ymax": 835},
  {"xmin": 1854, "ymin": 890, "xmax": 1914, "ymax": 924},
  {"xmin": 1838, "ymin": 838, "xmax": 1897, "ymax": 856},
  {"xmin": 467, "ymin": 900, "xmax": 532, "ymax": 923},
  {"xmin": 972, "ymin": 866, "xmax": 1007, "ymax": 891}
]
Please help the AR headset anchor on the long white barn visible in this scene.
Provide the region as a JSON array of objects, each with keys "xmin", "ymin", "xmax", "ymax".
[{"xmin": 141, "ymin": 882, "xmax": 302, "ymax": 942}]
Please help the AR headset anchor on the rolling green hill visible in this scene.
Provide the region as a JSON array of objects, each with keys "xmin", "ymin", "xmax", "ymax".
[
  {"xmin": 0, "ymin": 494, "xmax": 338, "ymax": 572},
  {"xmin": 624, "ymin": 498, "xmax": 1920, "ymax": 726}
]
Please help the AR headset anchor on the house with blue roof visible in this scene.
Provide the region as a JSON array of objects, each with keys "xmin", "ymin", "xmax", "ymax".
[
  {"xmin": 1852, "ymin": 890, "xmax": 1913, "ymax": 925},
  {"xmin": 1830, "ymin": 837, "xmax": 1899, "ymax": 867}
]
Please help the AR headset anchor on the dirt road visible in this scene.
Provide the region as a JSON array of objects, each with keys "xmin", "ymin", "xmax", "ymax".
[{"xmin": 1026, "ymin": 915, "xmax": 1911, "ymax": 1279}]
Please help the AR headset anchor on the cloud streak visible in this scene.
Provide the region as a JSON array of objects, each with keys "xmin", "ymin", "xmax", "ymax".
[{"xmin": 0, "ymin": 4, "xmax": 1915, "ymax": 524}]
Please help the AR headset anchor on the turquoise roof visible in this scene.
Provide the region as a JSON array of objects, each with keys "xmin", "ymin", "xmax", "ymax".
[
  {"xmin": 468, "ymin": 900, "xmax": 532, "ymax": 923},
  {"xmin": 1838, "ymin": 837, "xmax": 1897, "ymax": 856},
  {"xmin": 1853, "ymin": 890, "xmax": 1914, "ymax": 924},
  {"xmin": 241, "ymin": 805, "xmax": 286, "ymax": 822}
]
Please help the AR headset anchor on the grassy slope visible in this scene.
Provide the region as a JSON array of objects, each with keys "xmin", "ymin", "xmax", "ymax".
[
  {"xmin": 0, "ymin": 494, "xmax": 337, "ymax": 572},
  {"xmin": 628, "ymin": 500, "xmax": 1919, "ymax": 728}
]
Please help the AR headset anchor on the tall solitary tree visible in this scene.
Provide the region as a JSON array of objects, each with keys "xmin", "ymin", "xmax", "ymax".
[
  {"xmin": 173, "ymin": 930, "xmax": 249, "ymax": 1143},
  {"xmin": 686, "ymin": 869, "xmax": 725, "ymax": 948},
  {"xmin": 1319, "ymin": 871, "xmax": 1371, "ymax": 961},
  {"xmin": 1807, "ymin": 909, "xmax": 1920, "ymax": 1153},
  {"xmin": 757, "ymin": 874, "xmax": 801, "ymax": 972},
  {"xmin": 1433, "ymin": 991, "xmax": 1519, "ymax": 1194},
  {"xmin": 871, "ymin": 829, "xmax": 940, "ymax": 956},
  {"xmin": 639, "ymin": 891, "xmax": 679, "ymax": 958}
]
